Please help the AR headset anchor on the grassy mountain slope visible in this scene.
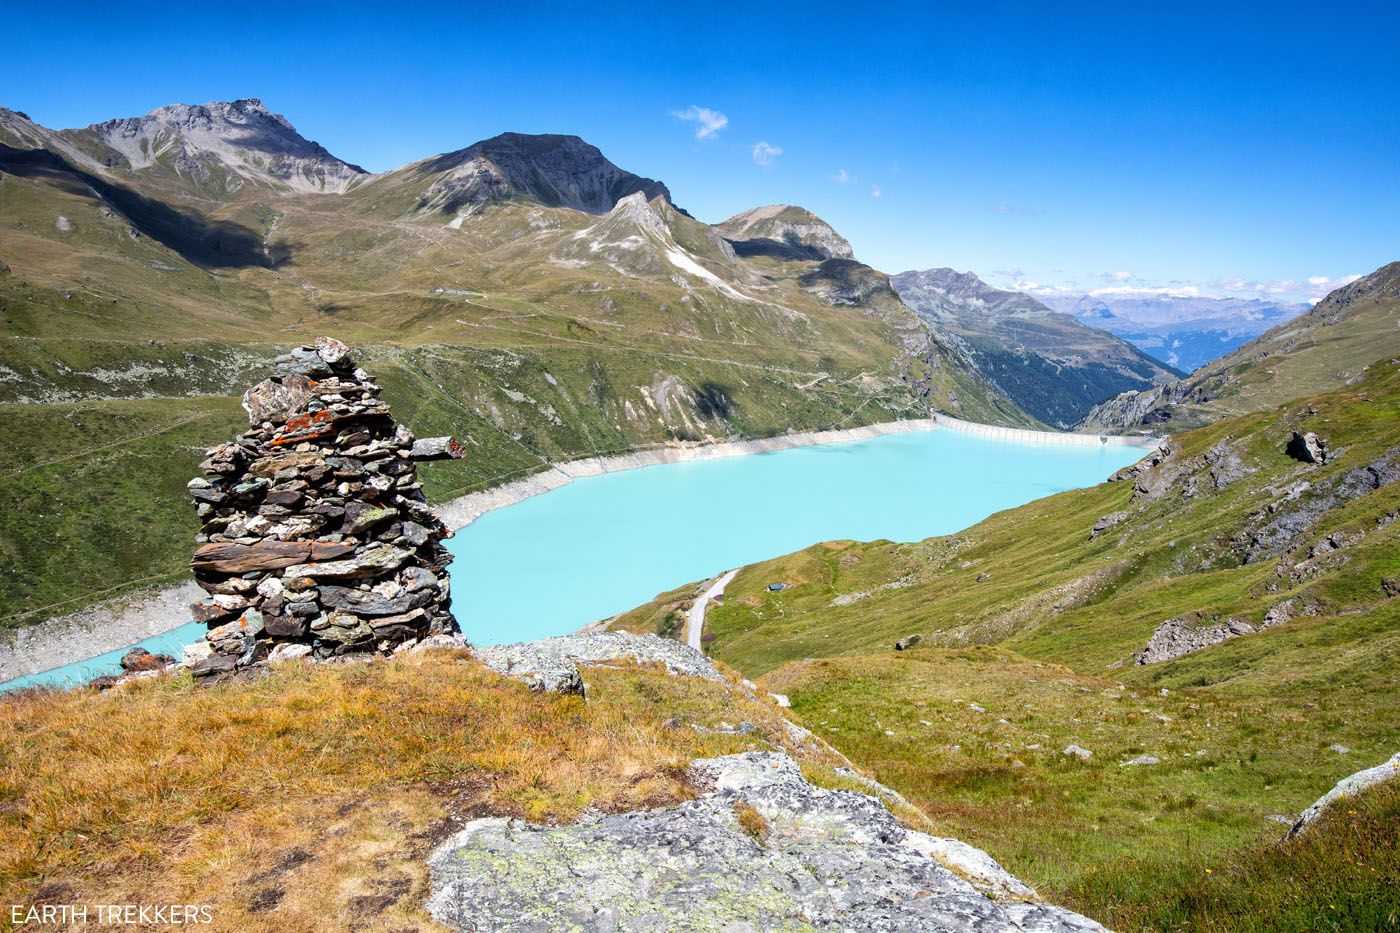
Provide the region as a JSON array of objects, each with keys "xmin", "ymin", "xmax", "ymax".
[
  {"xmin": 613, "ymin": 356, "xmax": 1400, "ymax": 927},
  {"xmin": 1081, "ymin": 261, "xmax": 1400, "ymax": 433},
  {"xmin": 0, "ymin": 104, "xmax": 1033, "ymax": 633},
  {"xmin": 892, "ymin": 268, "xmax": 1182, "ymax": 429}
]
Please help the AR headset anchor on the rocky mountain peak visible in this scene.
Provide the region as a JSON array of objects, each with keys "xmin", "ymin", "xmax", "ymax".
[
  {"xmin": 1313, "ymin": 260, "xmax": 1400, "ymax": 311},
  {"xmin": 716, "ymin": 204, "xmax": 855, "ymax": 261},
  {"xmin": 412, "ymin": 132, "xmax": 672, "ymax": 216},
  {"xmin": 0, "ymin": 106, "xmax": 74, "ymax": 155},
  {"xmin": 891, "ymin": 267, "xmax": 1051, "ymax": 321},
  {"xmin": 65, "ymin": 98, "xmax": 368, "ymax": 195}
]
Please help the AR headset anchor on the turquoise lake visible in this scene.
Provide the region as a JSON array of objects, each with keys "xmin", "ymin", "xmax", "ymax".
[
  {"xmin": 1, "ymin": 427, "xmax": 1146, "ymax": 691},
  {"xmin": 449, "ymin": 428, "xmax": 1145, "ymax": 645}
]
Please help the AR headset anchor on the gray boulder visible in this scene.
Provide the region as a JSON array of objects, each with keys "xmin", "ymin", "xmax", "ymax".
[
  {"xmin": 1089, "ymin": 511, "xmax": 1128, "ymax": 541},
  {"xmin": 426, "ymin": 751, "xmax": 1106, "ymax": 932},
  {"xmin": 474, "ymin": 632, "xmax": 723, "ymax": 695},
  {"xmin": 1288, "ymin": 752, "xmax": 1400, "ymax": 838},
  {"xmin": 1286, "ymin": 431, "xmax": 1328, "ymax": 464}
]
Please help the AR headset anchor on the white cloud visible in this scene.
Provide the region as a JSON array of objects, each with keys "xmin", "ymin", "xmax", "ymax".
[
  {"xmin": 870, "ymin": 185, "xmax": 882, "ymax": 199},
  {"xmin": 1000, "ymin": 270, "xmax": 1361, "ymax": 305},
  {"xmin": 1013, "ymin": 280, "xmax": 1080, "ymax": 297},
  {"xmin": 672, "ymin": 105, "xmax": 728, "ymax": 140},
  {"xmin": 751, "ymin": 141, "xmax": 783, "ymax": 166},
  {"xmin": 1213, "ymin": 275, "xmax": 1361, "ymax": 300},
  {"xmin": 831, "ymin": 168, "xmax": 852, "ymax": 183},
  {"xmin": 1089, "ymin": 284, "xmax": 1204, "ymax": 298}
]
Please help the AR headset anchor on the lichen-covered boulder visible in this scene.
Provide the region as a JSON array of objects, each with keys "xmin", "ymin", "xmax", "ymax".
[{"xmin": 426, "ymin": 751, "xmax": 1107, "ymax": 932}]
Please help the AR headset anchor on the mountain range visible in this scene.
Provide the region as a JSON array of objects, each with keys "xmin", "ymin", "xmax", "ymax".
[
  {"xmin": 1037, "ymin": 292, "xmax": 1311, "ymax": 372},
  {"xmin": 891, "ymin": 268, "xmax": 1181, "ymax": 428},
  {"xmin": 2, "ymin": 96, "xmax": 1347, "ymax": 628}
]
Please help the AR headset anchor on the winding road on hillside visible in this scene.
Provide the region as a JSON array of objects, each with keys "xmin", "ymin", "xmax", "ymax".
[{"xmin": 688, "ymin": 569, "xmax": 738, "ymax": 652}]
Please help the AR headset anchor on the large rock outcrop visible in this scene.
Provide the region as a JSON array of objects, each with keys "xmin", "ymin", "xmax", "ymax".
[
  {"xmin": 427, "ymin": 750, "xmax": 1106, "ymax": 932},
  {"xmin": 184, "ymin": 337, "xmax": 463, "ymax": 676}
]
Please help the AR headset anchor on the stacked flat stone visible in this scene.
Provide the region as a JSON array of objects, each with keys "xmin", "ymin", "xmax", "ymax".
[{"xmin": 184, "ymin": 336, "xmax": 464, "ymax": 678}]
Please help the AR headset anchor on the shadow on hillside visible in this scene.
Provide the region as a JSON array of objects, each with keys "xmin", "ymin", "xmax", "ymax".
[
  {"xmin": 694, "ymin": 381, "xmax": 736, "ymax": 419},
  {"xmin": 0, "ymin": 144, "xmax": 269, "ymax": 270},
  {"xmin": 726, "ymin": 236, "xmax": 827, "ymax": 262}
]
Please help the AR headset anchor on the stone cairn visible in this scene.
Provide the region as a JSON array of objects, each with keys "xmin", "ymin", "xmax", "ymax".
[{"xmin": 184, "ymin": 337, "xmax": 463, "ymax": 679}]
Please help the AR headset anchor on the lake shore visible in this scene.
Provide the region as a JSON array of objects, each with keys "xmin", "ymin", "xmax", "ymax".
[{"xmin": 0, "ymin": 416, "xmax": 1158, "ymax": 683}]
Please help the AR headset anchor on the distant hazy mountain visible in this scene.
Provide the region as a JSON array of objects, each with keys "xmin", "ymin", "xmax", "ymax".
[
  {"xmin": 1037, "ymin": 293, "xmax": 1309, "ymax": 372},
  {"xmin": 892, "ymin": 268, "xmax": 1181, "ymax": 428},
  {"xmin": 1080, "ymin": 261, "xmax": 1400, "ymax": 432}
]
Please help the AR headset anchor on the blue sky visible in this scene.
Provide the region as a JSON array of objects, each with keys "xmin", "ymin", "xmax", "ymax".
[{"xmin": 5, "ymin": 1, "xmax": 1397, "ymax": 303}]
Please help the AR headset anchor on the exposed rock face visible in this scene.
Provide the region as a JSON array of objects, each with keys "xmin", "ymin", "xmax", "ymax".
[
  {"xmin": 68, "ymin": 99, "xmax": 368, "ymax": 195},
  {"xmin": 472, "ymin": 631, "xmax": 725, "ymax": 695},
  {"xmin": 892, "ymin": 267, "xmax": 1180, "ymax": 429},
  {"xmin": 1286, "ymin": 431, "xmax": 1329, "ymax": 464},
  {"xmin": 1205, "ymin": 437, "xmax": 1252, "ymax": 489},
  {"xmin": 1089, "ymin": 511, "xmax": 1128, "ymax": 540},
  {"xmin": 1136, "ymin": 614, "xmax": 1257, "ymax": 665},
  {"xmin": 1241, "ymin": 443, "xmax": 1400, "ymax": 563},
  {"xmin": 412, "ymin": 132, "xmax": 673, "ymax": 215},
  {"xmin": 426, "ymin": 750, "xmax": 1106, "ymax": 932},
  {"xmin": 1288, "ymin": 752, "xmax": 1400, "ymax": 839},
  {"xmin": 185, "ymin": 337, "xmax": 462, "ymax": 675}
]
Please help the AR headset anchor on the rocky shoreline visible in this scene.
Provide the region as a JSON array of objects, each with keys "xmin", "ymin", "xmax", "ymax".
[{"xmin": 1, "ymin": 415, "xmax": 1158, "ymax": 684}]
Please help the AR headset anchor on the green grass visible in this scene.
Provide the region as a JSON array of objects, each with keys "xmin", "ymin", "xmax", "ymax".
[
  {"xmin": 763, "ymin": 640, "xmax": 1400, "ymax": 930},
  {"xmin": 1104, "ymin": 781, "xmax": 1400, "ymax": 931},
  {"xmin": 0, "ymin": 397, "xmax": 246, "ymax": 629}
]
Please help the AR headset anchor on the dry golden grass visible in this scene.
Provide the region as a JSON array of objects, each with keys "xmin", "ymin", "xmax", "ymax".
[
  {"xmin": 732, "ymin": 801, "xmax": 768, "ymax": 842},
  {"xmin": 0, "ymin": 650, "xmax": 821, "ymax": 931}
]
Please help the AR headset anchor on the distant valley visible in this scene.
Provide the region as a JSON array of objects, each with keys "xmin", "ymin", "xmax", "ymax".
[
  {"xmin": 1038, "ymin": 292, "xmax": 1310, "ymax": 372},
  {"xmin": 1082, "ymin": 262, "xmax": 1400, "ymax": 433},
  {"xmin": 892, "ymin": 268, "xmax": 1181, "ymax": 428}
]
